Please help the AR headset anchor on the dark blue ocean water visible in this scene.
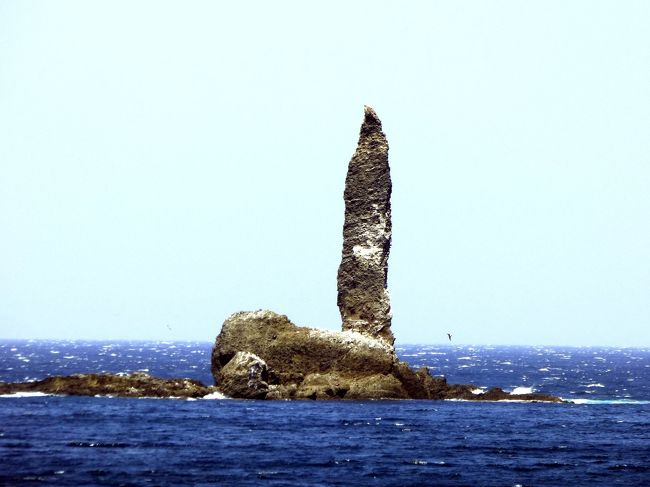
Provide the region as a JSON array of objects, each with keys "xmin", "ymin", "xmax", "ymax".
[{"xmin": 1, "ymin": 341, "xmax": 650, "ymax": 486}]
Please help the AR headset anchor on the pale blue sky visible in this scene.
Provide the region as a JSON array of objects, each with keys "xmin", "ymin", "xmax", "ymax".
[{"xmin": 1, "ymin": 1, "xmax": 648, "ymax": 345}]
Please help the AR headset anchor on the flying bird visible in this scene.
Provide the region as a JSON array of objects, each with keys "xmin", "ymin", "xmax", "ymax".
[{"xmin": 447, "ymin": 333, "xmax": 452, "ymax": 341}]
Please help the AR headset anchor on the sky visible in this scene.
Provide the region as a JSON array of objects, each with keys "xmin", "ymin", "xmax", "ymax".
[{"xmin": 1, "ymin": 1, "xmax": 649, "ymax": 346}]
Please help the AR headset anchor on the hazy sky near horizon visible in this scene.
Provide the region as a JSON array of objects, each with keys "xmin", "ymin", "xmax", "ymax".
[{"xmin": 1, "ymin": 1, "xmax": 649, "ymax": 346}]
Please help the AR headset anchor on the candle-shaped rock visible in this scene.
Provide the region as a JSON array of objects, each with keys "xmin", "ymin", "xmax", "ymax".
[{"xmin": 337, "ymin": 106, "xmax": 394, "ymax": 346}]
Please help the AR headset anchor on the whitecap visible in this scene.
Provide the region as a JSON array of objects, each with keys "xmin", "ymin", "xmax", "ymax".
[
  {"xmin": 457, "ymin": 356, "xmax": 473, "ymax": 360},
  {"xmin": 510, "ymin": 386, "xmax": 534, "ymax": 395},
  {"xmin": 409, "ymin": 459, "xmax": 428, "ymax": 465},
  {"xmin": 585, "ymin": 383, "xmax": 605, "ymax": 388},
  {"xmin": 568, "ymin": 399, "xmax": 650, "ymax": 405},
  {"xmin": 0, "ymin": 391, "xmax": 52, "ymax": 398},
  {"xmin": 202, "ymin": 391, "xmax": 229, "ymax": 400},
  {"xmin": 538, "ymin": 367, "xmax": 550, "ymax": 372}
]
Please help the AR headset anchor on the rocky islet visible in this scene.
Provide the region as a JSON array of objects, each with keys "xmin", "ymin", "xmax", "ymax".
[
  {"xmin": 210, "ymin": 107, "xmax": 562, "ymax": 402},
  {"xmin": 1, "ymin": 107, "xmax": 562, "ymax": 402},
  {"xmin": 0, "ymin": 371, "xmax": 217, "ymax": 399}
]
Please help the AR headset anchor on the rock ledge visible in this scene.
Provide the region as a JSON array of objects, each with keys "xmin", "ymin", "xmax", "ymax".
[{"xmin": 0, "ymin": 372, "xmax": 216, "ymax": 399}]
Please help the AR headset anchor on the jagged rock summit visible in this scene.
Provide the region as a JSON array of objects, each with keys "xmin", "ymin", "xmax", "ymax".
[{"xmin": 337, "ymin": 106, "xmax": 394, "ymax": 345}]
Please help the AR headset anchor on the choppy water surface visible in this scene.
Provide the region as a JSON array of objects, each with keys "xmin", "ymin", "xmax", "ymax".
[{"xmin": 1, "ymin": 341, "xmax": 650, "ymax": 486}]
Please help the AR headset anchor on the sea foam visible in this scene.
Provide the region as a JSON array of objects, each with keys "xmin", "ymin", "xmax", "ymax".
[{"xmin": 0, "ymin": 391, "xmax": 52, "ymax": 398}]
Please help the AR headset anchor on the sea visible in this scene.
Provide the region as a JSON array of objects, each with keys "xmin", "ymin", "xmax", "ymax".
[{"xmin": 1, "ymin": 340, "xmax": 649, "ymax": 486}]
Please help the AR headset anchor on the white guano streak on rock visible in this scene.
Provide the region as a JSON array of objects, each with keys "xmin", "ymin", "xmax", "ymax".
[
  {"xmin": 238, "ymin": 310, "xmax": 281, "ymax": 321},
  {"xmin": 306, "ymin": 328, "xmax": 393, "ymax": 353},
  {"xmin": 352, "ymin": 244, "xmax": 382, "ymax": 264},
  {"xmin": 351, "ymin": 204, "xmax": 390, "ymax": 266}
]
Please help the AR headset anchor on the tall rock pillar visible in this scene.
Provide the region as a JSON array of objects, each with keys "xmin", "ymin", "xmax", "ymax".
[{"xmin": 337, "ymin": 106, "xmax": 394, "ymax": 346}]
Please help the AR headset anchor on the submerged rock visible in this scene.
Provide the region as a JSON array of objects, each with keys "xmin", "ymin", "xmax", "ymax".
[
  {"xmin": 337, "ymin": 106, "xmax": 394, "ymax": 345},
  {"xmin": 0, "ymin": 372, "xmax": 215, "ymax": 399}
]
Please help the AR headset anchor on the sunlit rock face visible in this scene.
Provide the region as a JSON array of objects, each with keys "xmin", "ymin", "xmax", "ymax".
[{"xmin": 337, "ymin": 106, "xmax": 394, "ymax": 346}]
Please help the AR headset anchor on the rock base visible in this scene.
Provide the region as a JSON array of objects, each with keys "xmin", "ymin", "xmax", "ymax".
[{"xmin": 211, "ymin": 310, "xmax": 563, "ymax": 402}]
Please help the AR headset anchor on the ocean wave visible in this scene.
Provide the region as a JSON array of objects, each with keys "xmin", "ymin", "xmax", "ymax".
[
  {"xmin": 567, "ymin": 399, "xmax": 650, "ymax": 405},
  {"xmin": 510, "ymin": 386, "xmax": 534, "ymax": 395},
  {"xmin": 67, "ymin": 441, "xmax": 131, "ymax": 448},
  {"xmin": 202, "ymin": 391, "xmax": 229, "ymax": 400},
  {"xmin": 0, "ymin": 391, "xmax": 52, "ymax": 398}
]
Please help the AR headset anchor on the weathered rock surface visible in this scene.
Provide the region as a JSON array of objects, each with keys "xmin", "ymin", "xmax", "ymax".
[
  {"xmin": 211, "ymin": 310, "xmax": 563, "ymax": 402},
  {"xmin": 337, "ymin": 106, "xmax": 394, "ymax": 345},
  {"xmin": 218, "ymin": 351, "xmax": 269, "ymax": 399},
  {"xmin": 211, "ymin": 310, "xmax": 401, "ymax": 400},
  {"xmin": 0, "ymin": 372, "xmax": 215, "ymax": 399}
]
